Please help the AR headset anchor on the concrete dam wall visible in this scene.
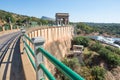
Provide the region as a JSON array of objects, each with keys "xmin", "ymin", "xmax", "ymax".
[
  {"xmin": 27, "ymin": 26, "xmax": 73, "ymax": 58},
  {"xmin": 26, "ymin": 26, "xmax": 74, "ymax": 75}
]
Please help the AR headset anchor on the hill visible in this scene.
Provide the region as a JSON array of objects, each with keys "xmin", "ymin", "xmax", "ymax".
[
  {"xmin": 75, "ymin": 22, "xmax": 120, "ymax": 37},
  {"xmin": 86, "ymin": 22, "xmax": 120, "ymax": 37},
  {"xmin": 56, "ymin": 36, "xmax": 120, "ymax": 80},
  {"xmin": 41, "ymin": 16, "xmax": 55, "ymax": 21},
  {"xmin": 0, "ymin": 10, "xmax": 54, "ymax": 27}
]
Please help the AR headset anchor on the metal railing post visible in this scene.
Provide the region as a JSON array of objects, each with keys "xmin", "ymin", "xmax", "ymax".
[
  {"xmin": 32, "ymin": 37, "xmax": 45, "ymax": 80},
  {"xmin": 21, "ymin": 29, "xmax": 26, "ymax": 53}
]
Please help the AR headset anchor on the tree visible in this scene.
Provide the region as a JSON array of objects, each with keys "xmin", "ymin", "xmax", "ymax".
[
  {"xmin": 105, "ymin": 46, "xmax": 120, "ymax": 55},
  {"xmin": 98, "ymin": 48, "xmax": 120, "ymax": 67},
  {"xmin": 89, "ymin": 42, "xmax": 103, "ymax": 52},
  {"xmin": 5, "ymin": 14, "xmax": 15, "ymax": 23},
  {"xmin": 91, "ymin": 66, "xmax": 106, "ymax": 80},
  {"xmin": 40, "ymin": 19, "xmax": 48, "ymax": 25},
  {"xmin": 0, "ymin": 27, "xmax": 2, "ymax": 31},
  {"xmin": 55, "ymin": 58, "xmax": 80, "ymax": 80},
  {"xmin": 16, "ymin": 19, "xmax": 23, "ymax": 26},
  {"xmin": 73, "ymin": 36, "xmax": 90, "ymax": 47},
  {"xmin": 76, "ymin": 22, "xmax": 94, "ymax": 34}
]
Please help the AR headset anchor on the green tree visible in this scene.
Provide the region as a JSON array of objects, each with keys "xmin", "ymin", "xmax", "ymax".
[
  {"xmin": 73, "ymin": 36, "xmax": 90, "ymax": 47},
  {"xmin": 105, "ymin": 46, "xmax": 120, "ymax": 55},
  {"xmin": 40, "ymin": 19, "xmax": 48, "ymax": 25},
  {"xmin": 98, "ymin": 48, "xmax": 120, "ymax": 67},
  {"xmin": 76, "ymin": 22, "xmax": 94, "ymax": 34},
  {"xmin": 0, "ymin": 27, "xmax": 2, "ymax": 31},
  {"xmin": 91, "ymin": 66, "xmax": 106, "ymax": 80},
  {"xmin": 16, "ymin": 19, "xmax": 23, "ymax": 26},
  {"xmin": 5, "ymin": 14, "xmax": 15, "ymax": 23},
  {"xmin": 55, "ymin": 58, "xmax": 80, "ymax": 80},
  {"xmin": 89, "ymin": 42, "xmax": 103, "ymax": 52},
  {"xmin": 48, "ymin": 20, "xmax": 55, "ymax": 26}
]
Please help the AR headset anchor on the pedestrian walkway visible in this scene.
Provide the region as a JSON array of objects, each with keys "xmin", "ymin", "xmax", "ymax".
[{"xmin": 0, "ymin": 32, "xmax": 26, "ymax": 80}]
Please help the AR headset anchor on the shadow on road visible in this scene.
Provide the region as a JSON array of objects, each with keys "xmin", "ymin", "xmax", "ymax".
[
  {"xmin": 1, "ymin": 36, "xmax": 26, "ymax": 80},
  {"xmin": 10, "ymin": 37, "xmax": 26, "ymax": 80},
  {"xmin": 1, "ymin": 37, "xmax": 26, "ymax": 80},
  {"xmin": 0, "ymin": 33, "xmax": 26, "ymax": 80}
]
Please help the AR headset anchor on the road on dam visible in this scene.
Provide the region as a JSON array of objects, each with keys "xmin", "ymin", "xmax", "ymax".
[{"xmin": 0, "ymin": 31, "xmax": 26, "ymax": 80}]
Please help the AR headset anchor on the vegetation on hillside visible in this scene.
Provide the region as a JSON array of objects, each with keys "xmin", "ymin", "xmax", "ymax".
[
  {"xmin": 86, "ymin": 23, "xmax": 120, "ymax": 36},
  {"xmin": 75, "ymin": 22, "xmax": 120, "ymax": 37},
  {"xmin": 91, "ymin": 66, "xmax": 106, "ymax": 80},
  {"xmin": 72, "ymin": 36, "xmax": 90, "ymax": 47},
  {"xmin": 0, "ymin": 10, "xmax": 54, "ymax": 28},
  {"xmin": 56, "ymin": 36, "xmax": 120, "ymax": 80},
  {"xmin": 75, "ymin": 22, "xmax": 98, "ymax": 35}
]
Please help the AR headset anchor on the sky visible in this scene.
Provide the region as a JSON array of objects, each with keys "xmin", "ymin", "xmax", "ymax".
[{"xmin": 0, "ymin": 0, "xmax": 120, "ymax": 23}]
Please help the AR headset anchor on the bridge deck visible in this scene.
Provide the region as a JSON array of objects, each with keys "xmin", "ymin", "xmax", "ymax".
[{"xmin": 0, "ymin": 31, "xmax": 31, "ymax": 80}]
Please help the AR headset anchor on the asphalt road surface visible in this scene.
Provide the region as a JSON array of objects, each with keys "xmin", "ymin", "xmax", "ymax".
[{"xmin": 0, "ymin": 31, "xmax": 26, "ymax": 80}]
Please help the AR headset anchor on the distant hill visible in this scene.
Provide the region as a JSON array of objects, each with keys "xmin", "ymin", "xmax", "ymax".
[
  {"xmin": 41, "ymin": 16, "xmax": 55, "ymax": 21},
  {"xmin": 85, "ymin": 22, "xmax": 120, "ymax": 27},
  {"xmin": 75, "ymin": 22, "xmax": 120, "ymax": 38},
  {"xmin": 85, "ymin": 22, "xmax": 120, "ymax": 37}
]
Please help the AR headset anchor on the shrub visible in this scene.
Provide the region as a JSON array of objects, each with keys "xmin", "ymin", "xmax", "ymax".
[
  {"xmin": 105, "ymin": 46, "xmax": 114, "ymax": 52},
  {"xmin": 73, "ymin": 36, "xmax": 90, "ymax": 47},
  {"xmin": 55, "ymin": 58, "xmax": 80, "ymax": 80},
  {"xmin": 76, "ymin": 22, "xmax": 94, "ymax": 34},
  {"xmin": 98, "ymin": 48, "xmax": 120, "ymax": 67},
  {"xmin": 105, "ymin": 46, "xmax": 120, "ymax": 55},
  {"xmin": 114, "ymin": 48, "xmax": 120, "ymax": 55},
  {"xmin": 91, "ymin": 66, "xmax": 106, "ymax": 80},
  {"xmin": 89, "ymin": 42, "xmax": 103, "ymax": 52},
  {"xmin": 0, "ymin": 27, "xmax": 2, "ymax": 31}
]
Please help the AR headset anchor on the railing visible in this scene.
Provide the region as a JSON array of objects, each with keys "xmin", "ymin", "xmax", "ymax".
[{"xmin": 21, "ymin": 29, "xmax": 85, "ymax": 80}]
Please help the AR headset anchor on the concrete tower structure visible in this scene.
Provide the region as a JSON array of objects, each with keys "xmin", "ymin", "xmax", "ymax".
[{"xmin": 55, "ymin": 13, "xmax": 69, "ymax": 26}]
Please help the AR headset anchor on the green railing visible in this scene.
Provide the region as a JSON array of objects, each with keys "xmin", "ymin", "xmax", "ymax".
[{"xmin": 21, "ymin": 29, "xmax": 85, "ymax": 80}]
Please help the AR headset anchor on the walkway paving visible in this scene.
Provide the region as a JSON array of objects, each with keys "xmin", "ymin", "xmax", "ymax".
[{"xmin": 0, "ymin": 31, "xmax": 26, "ymax": 80}]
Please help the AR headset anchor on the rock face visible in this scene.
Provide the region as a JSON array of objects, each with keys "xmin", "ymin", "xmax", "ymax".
[{"xmin": 105, "ymin": 67, "xmax": 120, "ymax": 80}]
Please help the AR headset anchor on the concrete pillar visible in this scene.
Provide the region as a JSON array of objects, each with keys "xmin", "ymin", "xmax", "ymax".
[
  {"xmin": 32, "ymin": 37, "xmax": 45, "ymax": 80},
  {"xmin": 2, "ymin": 26, "xmax": 5, "ymax": 31},
  {"xmin": 35, "ymin": 31, "xmax": 37, "ymax": 37},
  {"xmin": 38, "ymin": 30, "xmax": 41, "ymax": 37},
  {"xmin": 10, "ymin": 24, "xmax": 12, "ymax": 30}
]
